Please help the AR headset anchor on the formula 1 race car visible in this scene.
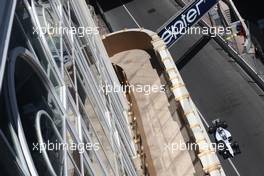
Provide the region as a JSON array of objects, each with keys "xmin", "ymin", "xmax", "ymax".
[{"xmin": 208, "ymin": 119, "xmax": 241, "ymax": 159}]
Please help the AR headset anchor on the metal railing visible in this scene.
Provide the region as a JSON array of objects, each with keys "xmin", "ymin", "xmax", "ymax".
[{"xmin": 1, "ymin": 0, "xmax": 138, "ymax": 175}]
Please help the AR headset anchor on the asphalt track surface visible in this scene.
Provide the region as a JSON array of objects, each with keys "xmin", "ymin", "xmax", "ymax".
[{"xmin": 100, "ymin": 0, "xmax": 264, "ymax": 175}]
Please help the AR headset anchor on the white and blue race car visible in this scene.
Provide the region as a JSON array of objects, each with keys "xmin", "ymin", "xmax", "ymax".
[{"xmin": 208, "ymin": 119, "xmax": 241, "ymax": 159}]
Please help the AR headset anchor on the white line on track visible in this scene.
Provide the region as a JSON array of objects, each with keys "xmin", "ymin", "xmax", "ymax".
[
  {"xmin": 119, "ymin": 1, "xmax": 141, "ymax": 28},
  {"xmin": 227, "ymin": 158, "xmax": 241, "ymax": 176}
]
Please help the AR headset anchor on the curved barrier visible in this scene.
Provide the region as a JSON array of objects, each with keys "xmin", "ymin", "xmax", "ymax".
[
  {"xmin": 35, "ymin": 110, "xmax": 67, "ymax": 176},
  {"xmin": 103, "ymin": 28, "xmax": 226, "ymax": 176},
  {"xmin": 3, "ymin": 47, "xmax": 65, "ymax": 176}
]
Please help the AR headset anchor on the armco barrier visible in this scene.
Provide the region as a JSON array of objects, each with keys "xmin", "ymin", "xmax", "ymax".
[{"xmin": 102, "ymin": 28, "xmax": 226, "ymax": 176}]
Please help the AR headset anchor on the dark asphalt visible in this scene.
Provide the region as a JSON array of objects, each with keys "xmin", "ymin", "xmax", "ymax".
[{"xmin": 101, "ymin": 0, "xmax": 264, "ymax": 175}]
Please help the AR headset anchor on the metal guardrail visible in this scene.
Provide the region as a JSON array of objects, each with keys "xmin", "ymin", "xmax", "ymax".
[
  {"xmin": 174, "ymin": 0, "xmax": 264, "ymax": 92},
  {"xmin": 1, "ymin": 0, "xmax": 139, "ymax": 175},
  {"xmin": 212, "ymin": 30, "xmax": 264, "ymax": 91}
]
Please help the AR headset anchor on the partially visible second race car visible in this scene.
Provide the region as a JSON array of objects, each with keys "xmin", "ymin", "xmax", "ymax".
[{"xmin": 208, "ymin": 119, "xmax": 241, "ymax": 159}]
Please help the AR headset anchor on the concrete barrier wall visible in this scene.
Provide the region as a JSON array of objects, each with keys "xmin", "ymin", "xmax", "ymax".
[
  {"xmin": 102, "ymin": 28, "xmax": 226, "ymax": 176},
  {"xmin": 102, "ymin": 29, "xmax": 153, "ymax": 57}
]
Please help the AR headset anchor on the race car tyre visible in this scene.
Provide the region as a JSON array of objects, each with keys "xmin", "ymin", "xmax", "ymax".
[
  {"xmin": 223, "ymin": 152, "xmax": 229, "ymax": 160},
  {"xmin": 232, "ymin": 141, "xmax": 239, "ymax": 147},
  {"xmin": 232, "ymin": 142, "xmax": 241, "ymax": 155},
  {"xmin": 235, "ymin": 149, "xmax": 241, "ymax": 155},
  {"xmin": 219, "ymin": 121, "xmax": 228, "ymax": 128},
  {"xmin": 228, "ymin": 136, "xmax": 233, "ymax": 142},
  {"xmin": 208, "ymin": 126, "xmax": 215, "ymax": 134}
]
